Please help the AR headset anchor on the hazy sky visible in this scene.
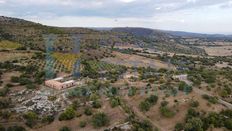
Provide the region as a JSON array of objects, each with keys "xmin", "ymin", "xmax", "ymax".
[{"xmin": 0, "ymin": 0, "xmax": 232, "ymax": 34}]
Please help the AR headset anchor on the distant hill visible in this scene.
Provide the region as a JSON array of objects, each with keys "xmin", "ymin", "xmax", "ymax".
[
  {"xmin": 165, "ymin": 30, "xmax": 232, "ymax": 41},
  {"xmin": 4, "ymin": 16, "xmax": 232, "ymax": 55},
  {"xmin": 112, "ymin": 27, "xmax": 232, "ymax": 41},
  {"xmin": 111, "ymin": 27, "xmax": 207, "ymax": 55},
  {"xmin": 0, "ymin": 16, "xmax": 123, "ymax": 59}
]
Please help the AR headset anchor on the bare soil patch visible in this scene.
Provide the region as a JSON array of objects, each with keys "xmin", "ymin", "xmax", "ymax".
[
  {"xmin": 198, "ymin": 46, "xmax": 232, "ymax": 56},
  {"xmin": 101, "ymin": 51, "xmax": 175, "ymax": 69},
  {"xmin": 0, "ymin": 52, "xmax": 33, "ymax": 62},
  {"xmin": 36, "ymin": 99, "xmax": 127, "ymax": 131}
]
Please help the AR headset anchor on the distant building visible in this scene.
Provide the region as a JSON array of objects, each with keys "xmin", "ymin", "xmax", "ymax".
[
  {"xmin": 124, "ymin": 71, "xmax": 139, "ymax": 79},
  {"xmin": 172, "ymin": 74, "xmax": 188, "ymax": 81},
  {"xmin": 45, "ymin": 77, "xmax": 76, "ymax": 90},
  {"xmin": 172, "ymin": 74, "xmax": 193, "ymax": 85}
]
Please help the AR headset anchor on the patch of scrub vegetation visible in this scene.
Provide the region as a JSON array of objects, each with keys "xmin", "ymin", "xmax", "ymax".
[
  {"xmin": 139, "ymin": 95, "xmax": 158, "ymax": 112},
  {"xmin": 91, "ymin": 112, "xmax": 110, "ymax": 128},
  {"xmin": 175, "ymin": 108, "xmax": 232, "ymax": 131}
]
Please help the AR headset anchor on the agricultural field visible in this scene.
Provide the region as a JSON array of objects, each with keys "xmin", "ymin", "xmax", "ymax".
[
  {"xmin": 0, "ymin": 51, "xmax": 33, "ymax": 62},
  {"xmin": 0, "ymin": 40, "xmax": 22, "ymax": 50},
  {"xmin": 52, "ymin": 52, "xmax": 81, "ymax": 72},
  {"xmin": 21, "ymin": 59, "xmax": 68, "ymax": 73},
  {"xmin": 198, "ymin": 46, "xmax": 232, "ymax": 56},
  {"xmin": 19, "ymin": 52, "xmax": 81, "ymax": 73},
  {"xmin": 101, "ymin": 51, "xmax": 175, "ymax": 70},
  {"xmin": 215, "ymin": 62, "xmax": 232, "ymax": 68},
  {"xmin": 85, "ymin": 60, "xmax": 125, "ymax": 72}
]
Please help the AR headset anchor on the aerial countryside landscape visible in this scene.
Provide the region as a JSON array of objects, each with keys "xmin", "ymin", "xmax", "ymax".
[{"xmin": 0, "ymin": 0, "xmax": 232, "ymax": 131}]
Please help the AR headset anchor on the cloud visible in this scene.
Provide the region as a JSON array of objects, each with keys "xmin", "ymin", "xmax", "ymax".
[
  {"xmin": 119, "ymin": 0, "xmax": 137, "ymax": 3},
  {"xmin": 1, "ymin": 0, "xmax": 230, "ymax": 17},
  {"xmin": 187, "ymin": 0, "xmax": 197, "ymax": 3},
  {"xmin": 0, "ymin": 0, "xmax": 232, "ymax": 34},
  {"xmin": 0, "ymin": 0, "xmax": 5, "ymax": 4},
  {"xmin": 220, "ymin": 0, "xmax": 232, "ymax": 8}
]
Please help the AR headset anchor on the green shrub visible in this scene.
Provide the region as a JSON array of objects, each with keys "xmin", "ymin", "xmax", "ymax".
[
  {"xmin": 23, "ymin": 111, "xmax": 38, "ymax": 127},
  {"xmin": 175, "ymin": 123, "xmax": 184, "ymax": 131},
  {"xmin": 128, "ymin": 87, "xmax": 136, "ymax": 96},
  {"xmin": 92, "ymin": 100, "xmax": 102, "ymax": 108},
  {"xmin": 109, "ymin": 87, "xmax": 118, "ymax": 96},
  {"xmin": 132, "ymin": 120, "xmax": 154, "ymax": 131},
  {"xmin": 0, "ymin": 124, "xmax": 5, "ymax": 131},
  {"xmin": 79, "ymin": 121, "xmax": 87, "ymax": 128},
  {"xmin": 6, "ymin": 84, "xmax": 14, "ymax": 88},
  {"xmin": 11, "ymin": 76, "xmax": 19, "ymax": 83},
  {"xmin": 186, "ymin": 108, "xmax": 199, "ymax": 119},
  {"xmin": 91, "ymin": 112, "xmax": 109, "ymax": 128},
  {"xmin": 42, "ymin": 115, "xmax": 54, "ymax": 124},
  {"xmin": 110, "ymin": 97, "xmax": 120, "ymax": 108},
  {"xmin": 161, "ymin": 101, "xmax": 169, "ymax": 107},
  {"xmin": 146, "ymin": 95, "xmax": 158, "ymax": 105},
  {"xmin": 84, "ymin": 107, "xmax": 92, "ymax": 116},
  {"xmin": 0, "ymin": 87, "xmax": 9, "ymax": 97},
  {"xmin": 202, "ymin": 94, "xmax": 218, "ymax": 104},
  {"xmin": 178, "ymin": 82, "xmax": 192, "ymax": 93},
  {"xmin": 190, "ymin": 100, "xmax": 199, "ymax": 107},
  {"xmin": 184, "ymin": 117, "xmax": 203, "ymax": 131},
  {"xmin": 139, "ymin": 95, "xmax": 159, "ymax": 112},
  {"xmin": 0, "ymin": 110, "xmax": 11, "ymax": 119},
  {"xmin": 178, "ymin": 81, "xmax": 186, "ymax": 91},
  {"xmin": 0, "ymin": 98, "xmax": 10, "ymax": 109},
  {"xmin": 224, "ymin": 119, "xmax": 232, "ymax": 130},
  {"xmin": 59, "ymin": 126, "xmax": 71, "ymax": 131},
  {"xmin": 26, "ymin": 84, "xmax": 36, "ymax": 89},
  {"xmin": 139, "ymin": 101, "xmax": 151, "ymax": 112},
  {"xmin": 59, "ymin": 107, "xmax": 76, "ymax": 121},
  {"xmin": 7, "ymin": 126, "xmax": 25, "ymax": 131},
  {"xmin": 160, "ymin": 106, "xmax": 175, "ymax": 118},
  {"xmin": 18, "ymin": 77, "xmax": 32, "ymax": 85}
]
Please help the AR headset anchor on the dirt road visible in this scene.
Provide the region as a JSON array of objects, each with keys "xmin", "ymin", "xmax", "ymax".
[
  {"xmin": 123, "ymin": 96, "xmax": 165, "ymax": 131},
  {"xmin": 193, "ymin": 88, "xmax": 232, "ymax": 109}
]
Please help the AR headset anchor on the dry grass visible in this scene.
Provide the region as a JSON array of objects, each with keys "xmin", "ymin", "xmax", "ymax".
[
  {"xmin": 198, "ymin": 46, "xmax": 232, "ymax": 56},
  {"xmin": 101, "ymin": 51, "xmax": 175, "ymax": 69},
  {"xmin": 0, "ymin": 52, "xmax": 33, "ymax": 62},
  {"xmin": 0, "ymin": 71, "xmax": 21, "ymax": 88},
  {"xmin": 0, "ymin": 40, "xmax": 21, "ymax": 49},
  {"xmin": 123, "ymin": 90, "xmax": 227, "ymax": 131},
  {"xmin": 36, "ymin": 99, "xmax": 127, "ymax": 131},
  {"xmin": 215, "ymin": 62, "xmax": 232, "ymax": 68}
]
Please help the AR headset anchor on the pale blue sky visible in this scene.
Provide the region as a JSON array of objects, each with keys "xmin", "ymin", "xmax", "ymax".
[{"xmin": 0, "ymin": 0, "xmax": 232, "ymax": 34}]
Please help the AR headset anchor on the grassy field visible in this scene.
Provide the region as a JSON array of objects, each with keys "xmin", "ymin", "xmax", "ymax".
[
  {"xmin": 0, "ymin": 40, "xmax": 22, "ymax": 49},
  {"xmin": 101, "ymin": 51, "xmax": 175, "ymax": 69},
  {"xmin": 0, "ymin": 52, "xmax": 33, "ymax": 62},
  {"xmin": 198, "ymin": 46, "xmax": 232, "ymax": 56}
]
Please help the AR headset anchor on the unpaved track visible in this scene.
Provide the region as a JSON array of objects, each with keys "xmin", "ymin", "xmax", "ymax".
[
  {"xmin": 193, "ymin": 88, "xmax": 232, "ymax": 109},
  {"xmin": 123, "ymin": 96, "xmax": 165, "ymax": 131}
]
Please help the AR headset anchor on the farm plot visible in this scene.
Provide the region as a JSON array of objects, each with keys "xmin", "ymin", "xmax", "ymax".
[
  {"xmin": 20, "ymin": 52, "xmax": 80, "ymax": 73},
  {"xmin": 86, "ymin": 60, "xmax": 125, "ymax": 72},
  {"xmin": 101, "ymin": 51, "xmax": 175, "ymax": 69},
  {"xmin": 198, "ymin": 46, "xmax": 232, "ymax": 56},
  {"xmin": 52, "ymin": 52, "xmax": 81, "ymax": 71},
  {"xmin": 0, "ymin": 40, "xmax": 21, "ymax": 49},
  {"xmin": 0, "ymin": 52, "xmax": 33, "ymax": 62}
]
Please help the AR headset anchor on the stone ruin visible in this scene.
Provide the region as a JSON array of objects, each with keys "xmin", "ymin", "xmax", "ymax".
[{"xmin": 11, "ymin": 89, "xmax": 70, "ymax": 116}]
